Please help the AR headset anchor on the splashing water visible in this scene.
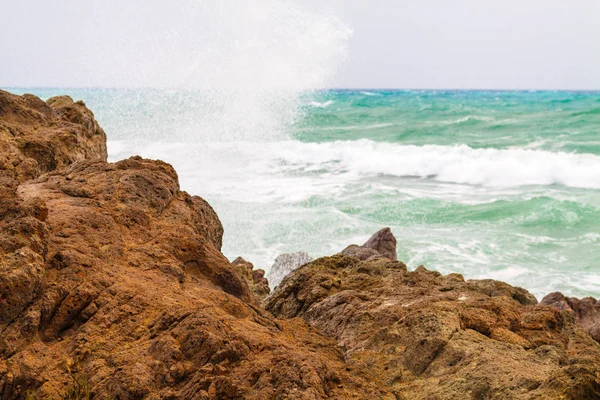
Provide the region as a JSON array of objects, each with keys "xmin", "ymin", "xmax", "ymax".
[
  {"xmin": 9, "ymin": 5, "xmax": 600, "ymax": 301},
  {"xmin": 76, "ymin": 0, "xmax": 352, "ymax": 141}
]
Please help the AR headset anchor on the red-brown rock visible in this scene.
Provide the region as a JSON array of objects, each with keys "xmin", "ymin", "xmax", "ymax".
[
  {"xmin": 542, "ymin": 292, "xmax": 600, "ymax": 343},
  {"xmin": 341, "ymin": 227, "xmax": 397, "ymax": 261},
  {"xmin": 232, "ymin": 257, "xmax": 271, "ymax": 301},
  {"xmin": 0, "ymin": 92, "xmax": 384, "ymax": 399},
  {"xmin": 265, "ymin": 254, "xmax": 600, "ymax": 399},
  {"xmin": 0, "ymin": 90, "xmax": 107, "ymax": 184}
]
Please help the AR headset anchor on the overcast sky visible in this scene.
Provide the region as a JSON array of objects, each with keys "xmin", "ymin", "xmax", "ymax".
[{"xmin": 1, "ymin": 0, "xmax": 599, "ymax": 89}]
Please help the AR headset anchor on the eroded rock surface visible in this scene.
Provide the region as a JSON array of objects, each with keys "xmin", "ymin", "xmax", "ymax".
[
  {"xmin": 266, "ymin": 252, "xmax": 600, "ymax": 399},
  {"xmin": 0, "ymin": 90, "xmax": 107, "ymax": 185},
  {"xmin": 0, "ymin": 92, "xmax": 385, "ymax": 399},
  {"xmin": 542, "ymin": 292, "xmax": 600, "ymax": 343},
  {"xmin": 232, "ymin": 257, "xmax": 270, "ymax": 301},
  {"xmin": 341, "ymin": 227, "xmax": 397, "ymax": 261}
]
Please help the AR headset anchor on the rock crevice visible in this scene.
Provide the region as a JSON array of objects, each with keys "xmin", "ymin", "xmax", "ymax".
[{"xmin": 2, "ymin": 90, "xmax": 599, "ymax": 399}]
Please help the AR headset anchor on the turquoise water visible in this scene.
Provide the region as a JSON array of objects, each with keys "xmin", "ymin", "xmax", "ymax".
[
  {"xmin": 7, "ymin": 88, "xmax": 600, "ymax": 299},
  {"xmin": 301, "ymin": 90, "xmax": 600, "ymax": 154}
]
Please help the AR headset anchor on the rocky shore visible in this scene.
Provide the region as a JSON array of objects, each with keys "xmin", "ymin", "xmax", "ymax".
[{"xmin": 1, "ymin": 90, "xmax": 599, "ymax": 399}]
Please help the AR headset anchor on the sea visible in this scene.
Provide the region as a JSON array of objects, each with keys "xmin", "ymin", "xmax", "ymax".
[{"xmin": 7, "ymin": 88, "xmax": 600, "ymax": 300}]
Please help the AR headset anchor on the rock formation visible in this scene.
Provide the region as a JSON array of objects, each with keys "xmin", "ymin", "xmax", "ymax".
[
  {"xmin": 0, "ymin": 91, "xmax": 107, "ymax": 185},
  {"xmin": 2, "ymin": 90, "xmax": 600, "ymax": 399},
  {"xmin": 0, "ymin": 91, "xmax": 385, "ymax": 399},
  {"xmin": 266, "ymin": 253, "xmax": 600, "ymax": 399},
  {"xmin": 542, "ymin": 292, "xmax": 600, "ymax": 343},
  {"xmin": 267, "ymin": 252, "xmax": 312, "ymax": 288},
  {"xmin": 231, "ymin": 257, "xmax": 270, "ymax": 301},
  {"xmin": 340, "ymin": 227, "xmax": 397, "ymax": 261}
]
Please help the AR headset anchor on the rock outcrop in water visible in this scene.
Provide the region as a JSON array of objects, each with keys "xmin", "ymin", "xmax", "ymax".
[
  {"xmin": 2, "ymin": 90, "xmax": 600, "ymax": 399},
  {"xmin": 267, "ymin": 252, "xmax": 313, "ymax": 288},
  {"xmin": 340, "ymin": 227, "xmax": 397, "ymax": 261}
]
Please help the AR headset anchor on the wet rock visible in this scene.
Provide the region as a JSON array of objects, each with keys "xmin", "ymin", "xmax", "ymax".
[
  {"xmin": 267, "ymin": 251, "xmax": 313, "ymax": 287},
  {"xmin": 362, "ymin": 227, "xmax": 397, "ymax": 260}
]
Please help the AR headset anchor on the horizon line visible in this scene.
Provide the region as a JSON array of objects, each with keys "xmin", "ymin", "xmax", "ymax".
[{"xmin": 2, "ymin": 86, "xmax": 600, "ymax": 93}]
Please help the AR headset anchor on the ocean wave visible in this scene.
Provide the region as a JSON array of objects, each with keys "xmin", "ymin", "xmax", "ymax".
[
  {"xmin": 438, "ymin": 115, "xmax": 495, "ymax": 125},
  {"xmin": 317, "ymin": 122, "xmax": 394, "ymax": 131},
  {"xmin": 359, "ymin": 91, "xmax": 381, "ymax": 96},
  {"xmin": 270, "ymin": 140, "xmax": 600, "ymax": 189},
  {"xmin": 571, "ymin": 107, "xmax": 600, "ymax": 116},
  {"xmin": 309, "ymin": 100, "xmax": 335, "ymax": 108},
  {"xmin": 110, "ymin": 139, "xmax": 600, "ymax": 198}
]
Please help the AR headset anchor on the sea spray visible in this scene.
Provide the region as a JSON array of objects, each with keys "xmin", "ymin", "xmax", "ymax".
[
  {"xmin": 12, "ymin": 78, "xmax": 600, "ymax": 301},
  {"xmin": 80, "ymin": 0, "xmax": 352, "ymax": 142}
]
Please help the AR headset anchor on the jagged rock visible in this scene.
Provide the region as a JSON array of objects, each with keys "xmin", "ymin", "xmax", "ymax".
[
  {"xmin": 267, "ymin": 251, "xmax": 312, "ymax": 287},
  {"xmin": 0, "ymin": 90, "xmax": 107, "ymax": 184},
  {"xmin": 4, "ymin": 90, "xmax": 600, "ymax": 400},
  {"xmin": 265, "ymin": 256, "xmax": 600, "ymax": 399},
  {"xmin": 231, "ymin": 257, "xmax": 270, "ymax": 301},
  {"xmin": 341, "ymin": 227, "xmax": 397, "ymax": 261},
  {"xmin": 0, "ymin": 92, "xmax": 386, "ymax": 399},
  {"xmin": 467, "ymin": 278, "xmax": 538, "ymax": 306},
  {"xmin": 542, "ymin": 292, "xmax": 600, "ymax": 342}
]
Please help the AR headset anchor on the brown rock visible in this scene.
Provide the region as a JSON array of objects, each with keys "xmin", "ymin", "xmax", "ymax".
[
  {"xmin": 467, "ymin": 278, "xmax": 538, "ymax": 306},
  {"xmin": 0, "ymin": 90, "xmax": 107, "ymax": 184},
  {"xmin": 341, "ymin": 227, "xmax": 398, "ymax": 261},
  {"xmin": 266, "ymin": 255, "xmax": 600, "ymax": 399},
  {"xmin": 362, "ymin": 227, "xmax": 397, "ymax": 260},
  {"xmin": 542, "ymin": 292, "xmax": 600, "ymax": 342},
  {"xmin": 0, "ymin": 92, "xmax": 384, "ymax": 399},
  {"xmin": 231, "ymin": 257, "xmax": 271, "ymax": 301}
]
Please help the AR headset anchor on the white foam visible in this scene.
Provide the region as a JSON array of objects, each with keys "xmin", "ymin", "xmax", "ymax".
[
  {"xmin": 359, "ymin": 91, "xmax": 381, "ymax": 96},
  {"xmin": 299, "ymin": 140, "xmax": 600, "ymax": 189},
  {"xmin": 309, "ymin": 100, "xmax": 335, "ymax": 108},
  {"xmin": 267, "ymin": 140, "xmax": 600, "ymax": 190},
  {"xmin": 479, "ymin": 265, "xmax": 530, "ymax": 281},
  {"xmin": 109, "ymin": 139, "xmax": 600, "ymax": 206}
]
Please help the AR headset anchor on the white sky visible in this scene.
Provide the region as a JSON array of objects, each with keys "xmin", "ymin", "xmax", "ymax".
[{"xmin": 1, "ymin": 0, "xmax": 599, "ymax": 89}]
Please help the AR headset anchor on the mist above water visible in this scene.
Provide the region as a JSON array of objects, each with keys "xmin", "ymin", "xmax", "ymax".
[{"xmin": 83, "ymin": 0, "xmax": 352, "ymax": 141}]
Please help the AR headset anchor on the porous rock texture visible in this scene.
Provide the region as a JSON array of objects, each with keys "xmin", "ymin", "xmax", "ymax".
[
  {"xmin": 265, "ymin": 252, "xmax": 600, "ymax": 399},
  {"xmin": 3, "ymin": 90, "xmax": 600, "ymax": 400},
  {"xmin": 542, "ymin": 292, "xmax": 600, "ymax": 343},
  {"xmin": 231, "ymin": 257, "xmax": 270, "ymax": 301},
  {"xmin": 0, "ymin": 91, "xmax": 385, "ymax": 399},
  {"xmin": 0, "ymin": 90, "xmax": 107, "ymax": 185}
]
